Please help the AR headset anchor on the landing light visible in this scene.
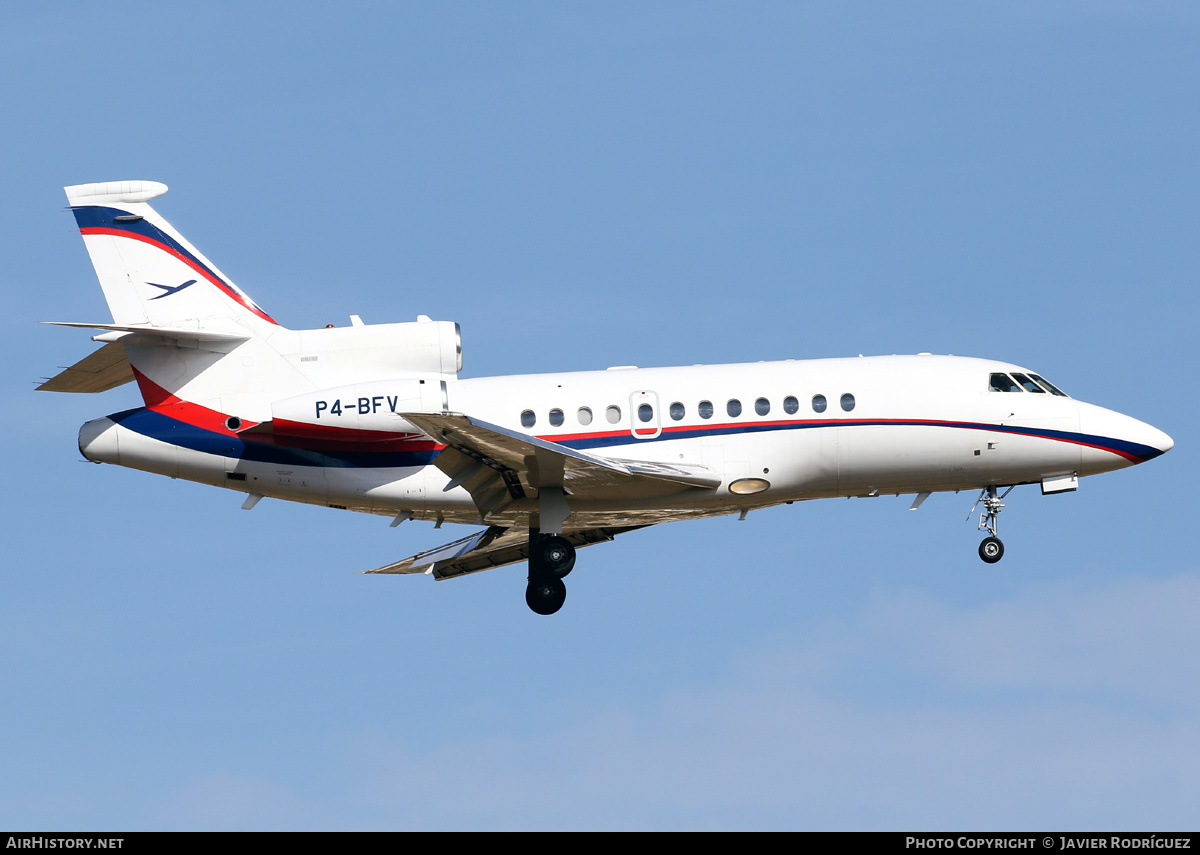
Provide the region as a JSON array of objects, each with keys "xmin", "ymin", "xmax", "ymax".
[{"xmin": 729, "ymin": 478, "xmax": 770, "ymax": 495}]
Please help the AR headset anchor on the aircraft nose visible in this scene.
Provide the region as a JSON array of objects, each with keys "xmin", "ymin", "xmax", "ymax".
[
  {"xmin": 1154, "ymin": 427, "xmax": 1175, "ymax": 456},
  {"xmin": 1078, "ymin": 403, "xmax": 1173, "ymax": 466},
  {"xmin": 1117, "ymin": 415, "xmax": 1173, "ymax": 461},
  {"xmin": 79, "ymin": 416, "xmax": 120, "ymax": 464}
]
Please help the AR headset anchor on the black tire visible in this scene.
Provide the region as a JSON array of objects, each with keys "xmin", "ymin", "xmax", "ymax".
[
  {"xmin": 534, "ymin": 535, "xmax": 576, "ymax": 578},
  {"xmin": 526, "ymin": 576, "xmax": 567, "ymax": 615},
  {"xmin": 978, "ymin": 536, "xmax": 1004, "ymax": 564}
]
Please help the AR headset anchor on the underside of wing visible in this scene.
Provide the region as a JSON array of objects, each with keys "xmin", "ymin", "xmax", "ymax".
[
  {"xmin": 366, "ymin": 524, "xmax": 648, "ymax": 580},
  {"xmin": 37, "ymin": 341, "xmax": 135, "ymax": 393}
]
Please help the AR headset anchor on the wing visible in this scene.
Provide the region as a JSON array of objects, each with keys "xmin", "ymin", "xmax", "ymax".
[
  {"xmin": 367, "ymin": 414, "xmax": 721, "ymax": 581},
  {"xmin": 37, "ymin": 341, "xmax": 135, "ymax": 393},
  {"xmin": 365, "ymin": 524, "xmax": 648, "ymax": 580},
  {"xmin": 400, "ymin": 411, "xmax": 720, "ymax": 520}
]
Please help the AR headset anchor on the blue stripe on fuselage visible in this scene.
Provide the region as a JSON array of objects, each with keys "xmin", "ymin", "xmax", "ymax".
[
  {"xmin": 112, "ymin": 408, "xmax": 438, "ymax": 469},
  {"xmin": 112, "ymin": 408, "xmax": 1162, "ymax": 469},
  {"xmin": 556, "ymin": 419, "xmax": 1163, "ymax": 463}
]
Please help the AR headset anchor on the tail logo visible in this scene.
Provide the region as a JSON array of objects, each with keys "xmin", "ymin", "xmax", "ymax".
[{"xmin": 146, "ymin": 279, "xmax": 197, "ymax": 300}]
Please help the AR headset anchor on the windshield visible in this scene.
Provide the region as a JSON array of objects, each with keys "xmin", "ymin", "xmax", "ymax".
[{"xmin": 988, "ymin": 371, "xmax": 1069, "ymax": 397}]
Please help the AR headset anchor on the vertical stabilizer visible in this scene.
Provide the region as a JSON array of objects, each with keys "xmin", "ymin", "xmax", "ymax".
[
  {"xmin": 61, "ymin": 181, "xmax": 300, "ymax": 416},
  {"xmin": 65, "ymin": 180, "xmax": 278, "ymax": 333}
]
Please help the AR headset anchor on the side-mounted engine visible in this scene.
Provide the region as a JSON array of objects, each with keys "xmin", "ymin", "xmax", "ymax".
[{"xmin": 289, "ymin": 318, "xmax": 461, "ymax": 388}]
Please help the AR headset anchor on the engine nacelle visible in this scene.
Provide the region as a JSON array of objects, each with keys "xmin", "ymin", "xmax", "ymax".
[
  {"xmin": 294, "ymin": 320, "xmax": 461, "ymax": 387},
  {"xmin": 271, "ymin": 378, "xmax": 445, "ymax": 441}
]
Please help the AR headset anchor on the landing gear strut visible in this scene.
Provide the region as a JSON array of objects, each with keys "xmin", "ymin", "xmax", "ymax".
[
  {"xmin": 525, "ymin": 532, "xmax": 576, "ymax": 615},
  {"xmin": 969, "ymin": 485, "xmax": 1013, "ymax": 564}
]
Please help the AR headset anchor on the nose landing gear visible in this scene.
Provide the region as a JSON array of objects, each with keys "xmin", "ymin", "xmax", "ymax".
[{"xmin": 969, "ymin": 485, "xmax": 1013, "ymax": 564}]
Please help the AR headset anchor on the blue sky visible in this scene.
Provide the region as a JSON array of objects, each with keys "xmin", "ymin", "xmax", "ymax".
[{"xmin": 2, "ymin": 2, "xmax": 1197, "ymax": 830}]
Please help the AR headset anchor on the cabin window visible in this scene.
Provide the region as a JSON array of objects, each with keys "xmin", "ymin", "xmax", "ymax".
[
  {"xmin": 549, "ymin": 408, "xmax": 565, "ymax": 426},
  {"xmin": 783, "ymin": 396, "xmax": 799, "ymax": 415},
  {"xmin": 698, "ymin": 400, "xmax": 714, "ymax": 419},
  {"xmin": 577, "ymin": 406, "xmax": 593, "ymax": 425},
  {"xmin": 812, "ymin": 394, "xmax": 827, "ymax": 413},
  {"xmin": 989, "ymin": 373, "xmax": 1021, "ymax": 392},
  {"xmin": 606, "ymin": 405, "xmax": 622, "ymax": 424},
  {"xmin": 840, "ymin": 393, "xmax": 855, "ymax": 412},
  {"xmin": 638, "ymin": 403, "xmax": 654, "ymax": 423},
  {"xmin": 1010, "ymin": 373, "xmax": 1045, "ymax": 394},
  {"xmin": 1030, "ymin": 374, "xmax": 1068, "ymax": 397},
  {"xmin": 755, "ymin": 397, "xmax": 770, "ymax": 416},
  {"xmin": 669, "ymin": 402, "xmax": 685, "ymax": 420},
  {"xmin": 727, "ymin": 399, "xmax": 742, "ymax": 417},
  {"xmin": 521, "ymin": 409, "xmax": 536, "ymax": 428}
]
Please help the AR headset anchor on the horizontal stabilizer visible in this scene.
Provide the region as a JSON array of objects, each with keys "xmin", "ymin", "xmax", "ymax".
[
  {"xmin": 366, "ymin": 524, "xmax": 646, "ymax": 580},
  {"xmin": 37, "ymin": 341, "xmax": 134, "ymax": 393},
  {"xmin": 42, "ymin": 321, "xmax": 251, "ymax": 343}
]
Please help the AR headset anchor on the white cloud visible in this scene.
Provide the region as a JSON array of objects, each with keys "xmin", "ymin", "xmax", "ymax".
[{"xmin": 190, "ymin": 573, "xmax": 1200, "ymax": 829}]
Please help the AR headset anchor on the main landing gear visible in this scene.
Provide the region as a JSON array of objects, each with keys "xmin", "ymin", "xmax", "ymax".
[
  {"xmin": 969, "ymin": 485, "xmax": 1013, "ymax": 564},
  {"xmin": 525, "ymin": 533, "xmax": 576, "ymax": 615}
]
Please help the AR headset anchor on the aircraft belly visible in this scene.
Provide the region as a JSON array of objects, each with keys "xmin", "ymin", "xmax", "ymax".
[
  {"xmin": 231, "ymin": 461, "xmax": 329, "ymax": 505},
  {"xmin": 836, "ymin": 425, "xmax": 964, "ymax": 495},
  {"xmin": 174, "ymin": 445, "xmax": 224, "ymax": 487},
  {"xmin": 565, "ymin": 486, "xmax": 735, "ymax": 513},
  {"xmin": 324, "ymin": 466, "xmax": 433, "ymax": 513},
  {"xmin": 781, "ymin": 426, "xmax": 838, "ymax": 497}
]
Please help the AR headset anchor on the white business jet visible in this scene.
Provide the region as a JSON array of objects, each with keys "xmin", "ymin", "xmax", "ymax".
[{"xmin": 41, "ymin": 181, "xmax": 1173, "ymax": 615}]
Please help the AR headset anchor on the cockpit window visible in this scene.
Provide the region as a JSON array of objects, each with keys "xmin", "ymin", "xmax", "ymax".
[
  {"xmin": 1030, "ymin": 374, "xmax": 1068, "ymax": 397},
  {"xmin": 989, "ymin": 373, "xmax": 1021, "ymax": 392},
  {"xmin": 1010, "ymin": 373, "xmax": 1045, "ymax": 393}
]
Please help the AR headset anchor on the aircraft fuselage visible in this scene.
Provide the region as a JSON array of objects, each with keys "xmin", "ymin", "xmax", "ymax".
[{"xmin": 78, "ymin": 353, "xmax": 1170, "ymax": 531}]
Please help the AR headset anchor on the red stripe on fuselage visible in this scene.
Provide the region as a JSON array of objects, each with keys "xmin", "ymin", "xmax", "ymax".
[
  {"xmin": 540, "ymin": 417, "xmax": 1145, "ymax": 462},
  {"xmin": 272, "ymin": 419, "xmax": 439, "ymax": 452},
  {"xmin": 133, "ymin": 368, "xmax": 248, "ymax": 434},
  {"xmin": 131, "ymin": 370, "xmax": 442, "ymax": 453}
]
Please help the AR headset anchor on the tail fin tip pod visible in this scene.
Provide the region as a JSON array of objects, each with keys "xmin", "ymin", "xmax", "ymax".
[
  {"xmin": 64, "ymin": 179, "xmax": 278, "ymax": 329},
  {"xmin": 65, "ymin": 180, "xmax": 168, "ymax": 206}
]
